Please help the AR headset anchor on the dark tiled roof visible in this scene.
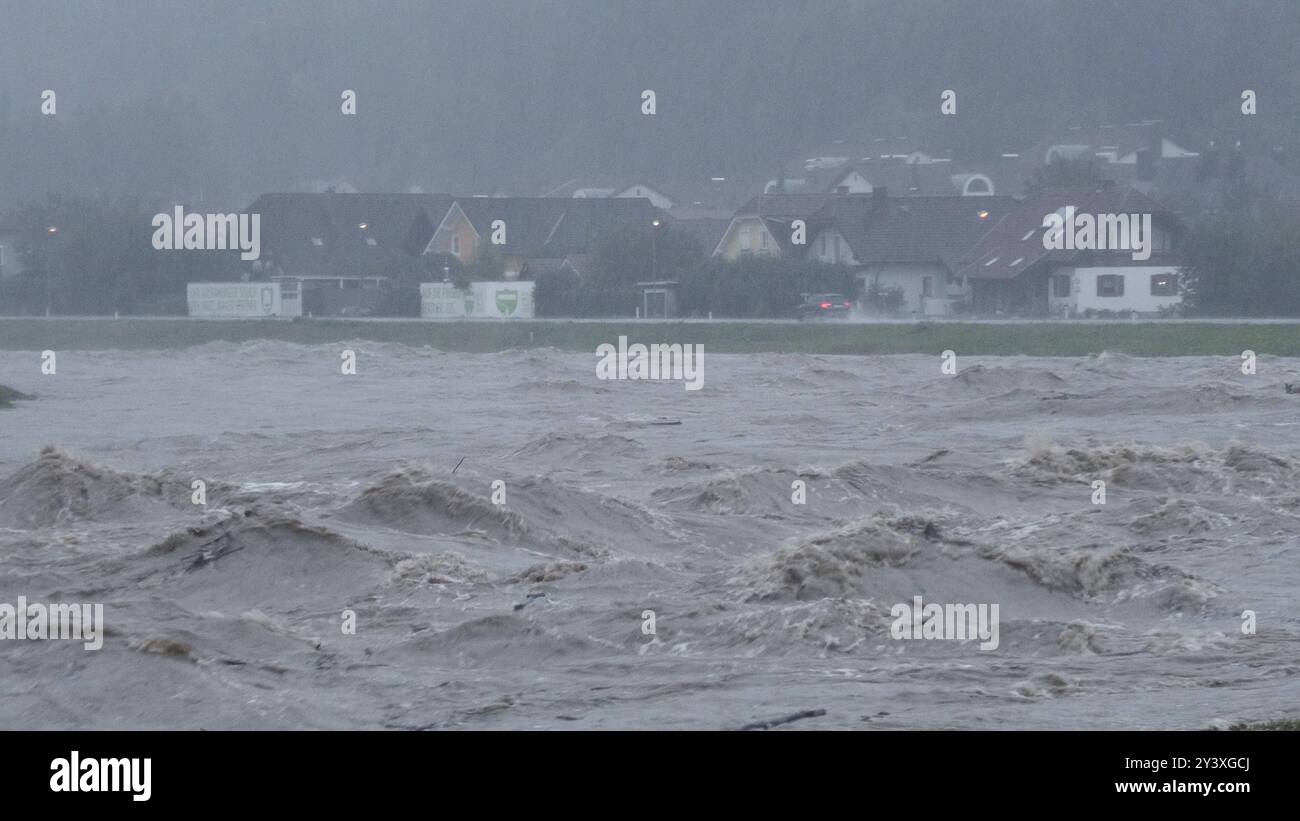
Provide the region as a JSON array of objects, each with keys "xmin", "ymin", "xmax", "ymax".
[
  {"xmin": 814, "ymin": 195, "xmax": 1017, "ymax": 270},
  {"xmin": 452, "ymin": 197, "xmax": 660, "ymax": 256},
  {"xmin": 668, "ymin": 215, "xmax": 731, "ymax": 254},
  {"xmin": 246, "ymin": 192, "xmax": 454, "ymax": 276},
  {"xmin": 734, "ymin": 193, "xmax": 866, "ymax": 219},
  {"xmin": 958, "ymin": 188, "xmax": 1179, "ymax": 281}
]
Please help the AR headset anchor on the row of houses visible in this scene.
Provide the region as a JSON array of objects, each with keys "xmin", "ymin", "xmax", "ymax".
[
  {"xmin": 10, "ymin": 120, "xmax": 1277, "ymax": 318},
  {"xmin": 5, "ymin": 118, "xmax": 1292, "ymax": 319},
  {"xmin": 514, "ymin": 121, "xmax": 1299, "ymax": 317},
  {"xmin": 238, "ymin": 182, "xmax": 1189, "ymax": 318},
  {"xmin": 0, "ymin": 190, "xmax": 1196, "ymax": 321},
  {"xmin": 702, "ymin": 186, "xmax": 1185, "ymax": 317},
  {"xmin": 243, "ymin": 192, "xmax": 657, "ymax": 315}
]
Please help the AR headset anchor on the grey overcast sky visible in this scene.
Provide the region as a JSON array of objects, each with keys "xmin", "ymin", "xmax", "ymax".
[{"xmin": 2, "ymin": 0, "xmax": 1298, "ymax": 206}]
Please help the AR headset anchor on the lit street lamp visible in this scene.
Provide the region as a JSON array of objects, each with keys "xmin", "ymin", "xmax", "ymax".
[
  {"xmin": 44, "ymin": 225, "xmax": 59, "ymax": 317},
  {"xmin": 651, "ymin": 218, "xmax": 661, "ymax": 282}
]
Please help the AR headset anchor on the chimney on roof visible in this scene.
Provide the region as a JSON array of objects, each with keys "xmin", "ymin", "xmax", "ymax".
[
  {"xmin": 872, "ymin": 186, "xmax": 888, "ymax": 213},
  {"xmin": 1135, "ymin": 148, "xmax": 1155, "ymax": 182}
]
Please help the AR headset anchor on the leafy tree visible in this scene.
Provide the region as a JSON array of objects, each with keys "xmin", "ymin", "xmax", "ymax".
[
  {"xmin": 366, "ymin": 251, "xmax": 459, "ymax": 316},
  {"xmin": 460, "ymin": 240, "xmax": 504, "ymax": 289},
  {"xmin": 1181, "ymin": 212, "xmax": 1300, "ymax": 316},
  {"xmin": 536, "ymin": 225, "xmax": 701, "ymax": 317},
  {"xmin": 677, "ymin": 255, "xmax": 853, "ymax": 318},
  {"xmin": 2, "ymin": 195, "xmax": 241, "ymax": 316}
]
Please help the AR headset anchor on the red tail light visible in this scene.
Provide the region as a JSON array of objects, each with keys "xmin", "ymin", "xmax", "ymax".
[{"xmin": 820, "ymin": 302, "xmax": 832, "ymax": 309}]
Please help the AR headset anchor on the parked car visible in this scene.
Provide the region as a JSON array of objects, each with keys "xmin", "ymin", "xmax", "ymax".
[{"xmin": 797, "ymin": 293, "xmax": 852, "ymax": 321}]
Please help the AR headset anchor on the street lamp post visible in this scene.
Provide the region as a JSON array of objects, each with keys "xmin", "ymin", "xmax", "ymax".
[
  {"xmin": 651, "ymin": 218, "xmax": 661, "ymax": 282},
  {"xmin": 45, "ymin": 225, "xmax": 58, "ymax": 317}
]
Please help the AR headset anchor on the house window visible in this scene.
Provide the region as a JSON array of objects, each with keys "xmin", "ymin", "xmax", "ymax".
[
  {"xmin": 740, "ymin": 227, "xmax": 751, "ymax": 251},
  {"xmin": 1150, "ymin": 273, "xmax": 1177, "ymax": 296},
  {"xmin": 1052, "ymin": 274, "xmax": 1071, "ymax": 297},
  {"xmin": 922, "ymin": 276, "xmax": 934, "ymax": 298},
  {"xmin": 451, "ymin": 234, "xmax": 461, "ymax": 256},
  {"xmin": 760, "ymin": 230, "xmax": 768, "ymax": 250},
  {"xmin": 1096, "ymin": 274, "xmax": 1125, "ymax": 297}
]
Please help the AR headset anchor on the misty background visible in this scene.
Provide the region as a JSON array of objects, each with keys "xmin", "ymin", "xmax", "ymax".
[{"xmin": 2, "ymin": 0, "xmax": 1299, "ymax": 209}]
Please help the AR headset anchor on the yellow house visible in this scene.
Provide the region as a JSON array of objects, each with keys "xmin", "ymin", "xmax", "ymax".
[
  {"xmin": 423, "ymin": 197, "xmax": 662, "ymax": 276},
  {"xmin": 423, "ymin": 201, "xmax": 483, "ymax": 264},
  {"xmin": 712, "ymin": 216, "xmax": 784, "ymax": 260},
  {"xmin": 711, "ymin": 194, "xmax": 848, "ymax": 261}
]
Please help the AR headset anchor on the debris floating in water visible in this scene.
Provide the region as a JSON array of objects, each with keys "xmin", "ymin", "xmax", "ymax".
[
  {"xmin": 740, "ymin": 709, "xmax": 827, "ymax": 731},
  {"xmin": 623, "ymin": 415, "xmax": 681, "ymax": 426},
  {"xmin": 512, "ymin": 591, "xmax": 547, "ymax": 611},
  {"xmin": 0, "ymin": 385, "xmax": 35, "ymax": 409}
]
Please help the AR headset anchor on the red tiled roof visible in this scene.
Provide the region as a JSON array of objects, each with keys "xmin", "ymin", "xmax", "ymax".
[{"xmin": 958, "ymin": 188, "xmax": 1179, "ymax": 280}]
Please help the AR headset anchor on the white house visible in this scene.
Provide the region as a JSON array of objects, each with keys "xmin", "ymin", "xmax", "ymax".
[
  {"xmin": 961, "ymin": 188, "xmax": 1186, "ymax": 316},
  {"xmin": 804, "ymin": 192, "xmax": 1017, "ymax": 316}
]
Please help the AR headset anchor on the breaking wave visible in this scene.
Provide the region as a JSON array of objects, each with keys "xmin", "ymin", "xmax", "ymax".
[{"xmin": 0, "ymin": 446, "xmax": 221, "ymax": 529}]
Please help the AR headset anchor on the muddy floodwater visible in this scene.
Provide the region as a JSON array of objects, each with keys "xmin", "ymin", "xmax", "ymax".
[{"xmin": 1, "ymin": 342, "xmax": 1298, "ymax": 729}]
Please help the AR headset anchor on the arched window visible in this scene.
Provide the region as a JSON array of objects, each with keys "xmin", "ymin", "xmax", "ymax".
[{"xmin": 962, "ymin": 174, "xmax": 994, "ymax": 196}]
